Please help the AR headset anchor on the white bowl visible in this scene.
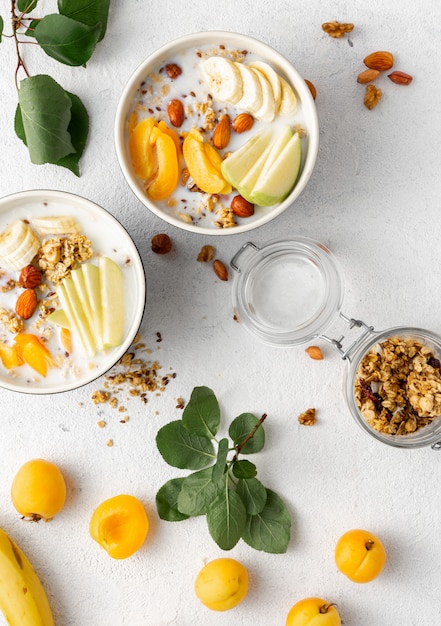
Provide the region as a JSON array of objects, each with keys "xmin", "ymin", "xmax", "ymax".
[
  {"xmin": 115, "ymin": 31, "xmax": 319, "ymax": 235},
  {"xmin": 0, "ymin": 190, "xmax": 145, "ymax": 394}
]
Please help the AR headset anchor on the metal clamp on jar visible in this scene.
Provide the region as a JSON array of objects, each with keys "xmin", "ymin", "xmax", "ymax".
[{"xmin": 230, "ymin": 238, "xmax": 441, "ymax": 449}]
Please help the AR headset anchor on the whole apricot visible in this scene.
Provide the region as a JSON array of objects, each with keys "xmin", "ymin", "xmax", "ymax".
[
  {"xmin": 286, "ymin": 597, "xmax": 341, "ymax": 626},
  {"xmin": 11, "ymin": 458, "xmax": 66, "ymax": 521},
  {"xmin": 194, "ymin": 557, "xmax": 248, "ymax": 612},
  {"xmin": 335, "ymin": 528, "xmax": 386, "ymax": 583},
  {"xmin": 89, "ymin": 494, "xmax": 149, "ymax": 559}
]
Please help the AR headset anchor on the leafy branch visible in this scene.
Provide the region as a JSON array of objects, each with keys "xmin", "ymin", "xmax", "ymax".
[
  {"xmin": 0, "ymin": 0, "xmax": 111, "ymax": 176},
  {"xmin": 156, "ymin": 386, "xmax": 291, "ymax": 554}
]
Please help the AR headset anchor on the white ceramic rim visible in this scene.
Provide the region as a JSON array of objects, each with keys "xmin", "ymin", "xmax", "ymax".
[
  {"xmin": 0, "ymin": 190, "xmax": 146, "ymax": 395},
  {"xmin": 114, "ymin": 30, "xmax": 320, "ymax": 236}
]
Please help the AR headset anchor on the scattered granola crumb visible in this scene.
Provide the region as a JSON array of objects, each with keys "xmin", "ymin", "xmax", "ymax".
[
  {"xmin": 176, "ymin": 397, "xmax": 185, "ymax": 409},
  {"xmin": 298, "ymin": 408, "xmax": 317, "ymax": 426},
  {"xmin": 97, "ymin": 420, "xmax": 106, "ymax": 428},
  {"xmin": 92, "ymin": 390, "xmax": 110, "ymax": 404},
  {"xmin": 106, "ymin": 439, "xmax": 114, "ymax": 447},
  {"xmin": 322, "ymin": 21, "xmax": 354, "ymax": 38}
]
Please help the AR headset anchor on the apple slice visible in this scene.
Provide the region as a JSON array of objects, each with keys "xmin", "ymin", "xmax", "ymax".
[
  {"xmin": 82, "ymin": 263, "xmax": 103, "ymax": 350},
  {"xmin": 46, "ymin": 308, "xmax": 70, "ymax": 328},
  {"xmin": 57, "ymin": 281, "xmax": 97, "ymax": 357},
  {"xmin": 250, "ymin": 132, "xmax": 302, "ymax": 206},
  {"xmin": 221, "ymin": 128, "xmax": 272, "ymax": 189},
  {"xmin": 100, "ymin": 257, "xmax": 124, "ymax": 350},
  {"xmin": 71, "ymin": 268, "xmax": 94, "ymax": 327}
]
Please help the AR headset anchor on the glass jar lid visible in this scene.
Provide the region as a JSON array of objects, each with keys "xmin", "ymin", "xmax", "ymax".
[{"xmin": 231, "ymin": 237, "xmax": 344, "ymax": 347}]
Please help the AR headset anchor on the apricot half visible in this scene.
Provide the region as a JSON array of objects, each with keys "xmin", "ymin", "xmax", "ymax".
[
  {"xmin": 183, "ymin": 128, "xmax": 231, "ymax": 195},
  {"xmin": 89, "ymin": 494, "xmax": 149, "ymax": 559},
  {"xmin": 194, "ymin": 558, "xmax": 248, "ymax": 612},
  {"xmin": 11, "ymin": 458, "xmax": 66, "ymax": 521},
  {"xmin": 14, "ymin": 333, "xmax": 56, "ymax": 377}
]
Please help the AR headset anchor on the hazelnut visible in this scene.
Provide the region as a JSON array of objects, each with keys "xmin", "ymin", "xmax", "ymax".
[
  {"xmin": 165, "ymin": 63, "xmax": 182, "ymax": 79},
  {"xmin": 231, "ymin": 195, "xmax": 254, "ymax": 218},
  {"xmin": 151, "ymin": 233, "xmax": 172, "ymax": 254},
  {"xmin": 19, "ymin": 264, "xmax": 42, "ymax": 289}
]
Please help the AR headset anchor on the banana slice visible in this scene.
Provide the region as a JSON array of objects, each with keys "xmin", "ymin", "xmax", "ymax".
[
  {"xmin": 0, "ymin": 220, "xmax": 40, "ymax": 272},
  {"xmin": 251, "ymin": 68, "xmax": 277, "ymax": 122},
  {"xmin": 32, "ymin": 215, "xmax": 80, "ymax": 235},
  {"xmin": 279, "ymin": 76, "xmax": 298, "ymax": 116},
  {"xmin": 248, "ymin": 61, "xmax": 282, "ymax": 112},
  {"xmin": 201, "ymin": 56, "xmax": 243, "ymax": 104},
  {"xmin": 233, "ymin": 63, "xmax": 263, "ymax": 114}
]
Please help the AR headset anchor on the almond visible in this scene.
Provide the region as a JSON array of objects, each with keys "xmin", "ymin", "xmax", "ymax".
[
  {"xmin": 19, "ymin": 264, "xmax": 42, "ymax": 289},
  {"xmin": 232, "ymin": 113, "xmax": 254, "ymax": 133},
  {"xmin": 15, "ymin": 289, "xmax": 37, "ymax": 320},
  {"xmin": 213, "ymin": 259, "xmax": 228, "ymax": 281},
  {"xmin": 167, "ymin": 99, "xmax": 184, "ymax": 127},
  {"xmin": 231, "ymin": 195, "xmax": 254, "ymax": 218},
  {"xmin": 212, "ymin": 114, "xmax": 231, "ymax": 149},
  {"xmin": 363, "ymin": 51, "xmax": 394, "ymax": 71},
  {"xmin": 304, "ymin": 79, "xmax": 317, "ymax": 100},
  {"xmin": 357, "ymin": 69, "xmax": 380, "ymax": 84},
  {"xmin": 305, "ymin": 345, "xmax": 324, "ymax": 360},
  {"xmin": 387, "ymin": 70, "xmax": 413, "ymax": 85}
]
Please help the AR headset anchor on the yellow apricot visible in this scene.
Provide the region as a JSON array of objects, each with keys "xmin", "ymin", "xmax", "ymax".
[
  {"xmin": 89, "ymin": 494, "xmax": 149, "ymax": 559},
  {"xmin": 147, "ymin": 127, "xmax": 179, "ymax": 200},
  {"xmin": 128, "ymin": 110, "xmax": 138, "ymax": 135},
  {"xmin": 129, "ymin": 117, "xmax": 156, "ymax": 180},
  {"xmin": 194, "ymin": 558, "xmax": 248, "ymax": 612},
  {"xmin": 157, "ymin": 120, "xmax": 181, "ymax": 158},
  {"xmin": 14, "ymin": 333, "xmax": 56, "ymax": 377},
  {"xmin": 0, "ymin": 340, "xmax": 24, "ymax": 369},
  {"xmin": 182, "ymin": 128, "xmax": 230, "ymax": 195},
  {"xmin": 11, "ymin": 459, "xmax": 66, "ymax": 521}
]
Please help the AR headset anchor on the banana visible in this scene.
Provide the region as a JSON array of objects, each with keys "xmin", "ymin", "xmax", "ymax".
[
  {"xmin": 200, "ymin": 56, "xmax": 243, "ymax": 104},
  {"xmin": 32, "ymin": 215, "xmax": 80, "ymax": 235},
  {"xmin": 251, "ymin": 68, "xmax": 277, "ymax": 122},
  {"xmin": 248, "ymin": 61, "xmax": 282, "ymax": 111},
  {"xmin": 278, "ymin": 76, "xmax": 298, "ymax": 116},
  {"xmin": 0, "ymin": 527, "xmax": 54, "ymax": 626},
  {"xmin": 233, "ymin": 63, "xmax": 263, "ymax": 114},
  {"xmin": 0, "ymin": 220, "xmax": 40, "ymax": 273}
]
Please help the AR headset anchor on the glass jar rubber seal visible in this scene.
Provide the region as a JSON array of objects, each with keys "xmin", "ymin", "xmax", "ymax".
[{"xmin": 231, "ymin": 237, "xmax": 441, "ymax": 449}]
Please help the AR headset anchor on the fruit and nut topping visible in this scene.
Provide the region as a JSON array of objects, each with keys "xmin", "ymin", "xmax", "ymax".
[
  {"xmin": 151, "ymin": 233, "xmax": 173, "ymax": 254},
  {"xmin": 355, "ymin": 336, "xmax": 441, "ymax": 435},
  {"xmin": 321, "ymin": 20, "xmax": 354, "ymax": 38}
]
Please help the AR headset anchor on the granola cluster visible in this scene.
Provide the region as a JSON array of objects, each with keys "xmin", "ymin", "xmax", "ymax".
[
  {"xmin": 38, "ymin": 234, "xmax": 93, "ymax": 284},
  {"xmin": 355, "ymin": 336, "xmax": 441, "ymax": 436}
]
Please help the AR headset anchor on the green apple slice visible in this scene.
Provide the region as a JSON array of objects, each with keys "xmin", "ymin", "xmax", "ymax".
[
  {"xmin": 250, "ymin": 132, "xmax": 302, "ymax": 206},
  {"xmin": 71, "ymin": 268, "xmax": 94, "ymax": 327},
  {"xmin": 100, "ymin": 257, "xmax": 124, "ymax": 350},
  {"xmin": 57, "ymin": 280, "xmax": 97, "ymax": 357},
  {"xmin": 221, "ymin": 128, "xmax": 272, "ymax": 189},
  {"xmin": 81, "ymin": 263, "xmax": 103, "ymax": 350},
  {"xmin": 46, "ymin": 308, "xmax": 70, "ymax": 328}
]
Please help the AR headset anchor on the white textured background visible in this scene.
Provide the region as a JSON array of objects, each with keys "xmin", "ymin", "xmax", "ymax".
[{"xmin": 1, "ymin": 1, "xmax": 441, "ymax": 624}]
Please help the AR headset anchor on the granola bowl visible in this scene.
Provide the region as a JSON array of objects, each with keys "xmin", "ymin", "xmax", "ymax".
[
  {"xmin": 345, "ymin": 327, "xmax": 441, "ymax": 449},
  {"xmin": 115, "ymin": 31, "xmax": 319, "ymax": 235},
  {"xmin": 0, "ymin": 190, "xmax": 146, "ymax": 395}
]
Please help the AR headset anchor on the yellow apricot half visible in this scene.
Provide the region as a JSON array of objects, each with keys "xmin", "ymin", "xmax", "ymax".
[
  {"xmin": 14, "ymin": 333, "xmax": 56, "ymax": 377},
  {"xmin": 148, "ymin": 127, "xmax": 179, "ymax": 200},
  {"xmin": 183, "ymin": 128, "xmax": 230, "ymax": 195},
  {"xmin": 11, "ymin": 458, "xmax": 67, "ymax": 521},
  {"xmin": 195, "ymin": 558, "xmax": 248, "ymax": 611},
  {"xmin": 89, "ymin": 494, "xmax": 149, "ymax": 559},
  {"xmin": 129, "ymin": 117, "xmax": 156, "ymax": 180},
  {"xmin": 0, "ymin": 340, "xmax": 24, "ymax": 369}
]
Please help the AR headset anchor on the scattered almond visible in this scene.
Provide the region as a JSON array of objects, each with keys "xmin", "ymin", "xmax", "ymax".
[
  {"xmin": 213, "ymin": 259, "xmax": 228, "ymax": 281},
  {"xmin": 363, "ymin": 51, "xmax": 394, "ymax": 71},
  {"xmin": 15, "ymin": 289, "xmax": 37, "ymax": 320},
  {"xmin": 212, "ymin": 114, "xmax": 231, "ymax": 149},
  {"xmin": 304, "ymin": 79, "xmax": 317, "ymax": 100},
  {"xmin": 388, "ymin": 70, "xmax": 413, "ymax": 85},
  {"xmin": 232, "ymin": 113, "xmax": 254, "ymax": 133},
  {"xmin": 231, "ymin": 195, "xmax": 254, "ymax": 218},
  {"xmin": 305, "ymin": 345, "xmax": 324, "ymax": 360},
  {"xmin": 19, "ymin": 264, "xmax": 42, "ymax": 289},
  {"xmin": 167, "ymin": 99, "xmax": 184, "ymax": 127},
  {"xmin": 364, "ymin": 84, "xmax": 382, "ymax": 110},
  {"xmin": 151, "ymin": 233, "xmax": 172, "ymax": 254},
  {"xmin": 197, "ymin": 245, "xmax": 215, "ymax": 262},
  {"xmin": 357, "ymin": 68, "xmax": 380, "ymax": 84}
]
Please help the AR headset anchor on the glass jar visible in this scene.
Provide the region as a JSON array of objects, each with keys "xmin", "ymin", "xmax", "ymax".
[{"xmin": 230, "ymin": 238, "xmax": 441, "ymax": 449}]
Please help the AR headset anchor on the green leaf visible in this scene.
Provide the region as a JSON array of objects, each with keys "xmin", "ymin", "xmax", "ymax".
[
  {"xmin": 242, "ymin": 489, "xmax": 291, "ymax": 554},
  {"xmin": 177, "ymin": 467, "xmax": 224, "ymax": 517},
  {"xmin": 18, "ymin": 0, "xmax": 39, "ymax": 12},
  {"xmin": 156, "ymin": 420, "xmax": 215, "ymax": 470},
  {"xmin": 17, "ymin": 75, "xmax": 74, "ymax": 164},
  {"xmin": 55, "ymin": 91, "xmax": 89, "ymax": 176},
  {"xmin": 229, "ymin": 413, "xmax": 265, "ymax": 454},
  {"xmin": 236, "ymin": 477, "xmax": 267, "ymax": 515},
  {"xmin": 0, "ymin": 16, "xmax": 3, "ymax": 42},
  {"xmin": 207, "ymin": 487, "xmax": 247, "ymax": 550},
  {"xmin": 58, "ymin": 0, "xmax": 110, "ymax": 42},
  {"xmin": 232, "ymin": 459, "xmax": 257, "ymax": 479},
  {"xmin": 23, "ymin": 19, "xmax": 40, "ymax": 38},
  {"xmin": 211, "ymin": 438, "xmax": 229, "ymax": 484},
  {"xmin": 34, "ymin": 14, "xmax": 101, "ymax": 66},
  {"xmin": 182, "ymin": 386, "xmax": 220, "ymax": 439},
  {"xmin": 156, "ymin": 478, "xmax": 189, "ymax": 522}
]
